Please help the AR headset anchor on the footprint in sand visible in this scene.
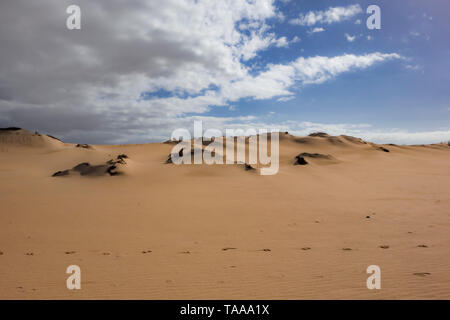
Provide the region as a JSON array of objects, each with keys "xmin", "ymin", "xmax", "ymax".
[
  {"xmin": 101, "ymin": 252, "xmax": 111, "ymax": 256},
  {"xmin": 222, "ymin": 247, "xmax": 237, "ymax": 251},
  {"xmin": 141, "ymin": 250, "xmax": 152, "ymax": 254},
  {"xmin": 342, "ymin": 248, "xmax": 352, "ymax": 251},
  {"xmin": 0, "ymin": 251, "xmax": 3, "ymax": 255},
  {"xmin": 417, "ymin": 244, "xmax": 428, "ymax": 248},
  {"xmin": 301, "ymin": 247, "xmax": 311, "ymax": 251},
  {"xmin": 379, "ymin": 245, "xmax": 390, "ymax": 249},
  {"xmin": 65, "ymin": 251, "xmax": 76, "ymax": 255},
  {"xmin": 413, "ymin": 272, "xmax": 431, "ymax": 277},
  {"xmin": 25, "ymin": 252, "xmax": 34, "ymax": 256},
  {"xmin": 180, "ymin": 251, "xmax": 191, "ymax": 254},
  {"xmin": 260, "ymin": 248, "xmax": 271, "ymax": 252}
]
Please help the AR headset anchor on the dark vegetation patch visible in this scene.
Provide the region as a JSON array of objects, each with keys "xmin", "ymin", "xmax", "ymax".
[
  {"xmin": 294, "ymin": 152, "xmax": 333, "ymax": 165},
  {"xmin": 46, "ymin": 134, "xmax": 61, "ymax": 141},
  {"xmin": 0, "ymin": 127, "xmax": 21, "ymax": 131},
  {"xmin": 52, "ymin": 154, "xmax": 128, "ymax": 177},
  {"xmin": 308, "ymin": 132, "xmax": 329, "ymax": 137},
  {"xmin": 76, "ymin": 143, "xmax": 91, "ymax": 149}
]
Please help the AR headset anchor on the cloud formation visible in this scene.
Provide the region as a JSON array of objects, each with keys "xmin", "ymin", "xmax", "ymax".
[
  {"xmin": 345, "ymin": 33, "xmax": 356, "ymax": 42},
  {"xmin": 0, "ymin": 1, "xmax": 404, "ymax": 144},
  {"xmin": 290, "ymin": 4, "xmax": 362, "ymax": 26},
  {"xmin": 308, "ymin": 27, "xmax": 325, "ymax": 35}
]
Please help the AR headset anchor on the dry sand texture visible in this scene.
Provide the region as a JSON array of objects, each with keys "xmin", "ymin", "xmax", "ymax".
[{"xmin": 0, "ymin": 128, "xmax": 449, "ymax": 299}]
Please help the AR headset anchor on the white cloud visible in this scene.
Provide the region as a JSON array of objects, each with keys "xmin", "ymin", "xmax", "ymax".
[
  {"xmin": 345, "ymin": 33, "xmax": 356, "ymax": 42},
  {"xmin": 355, "ymin": 19, "xmax": 361, "ymax": 25},
  {"xmin": 308, "ymin": 27, "xmax": 325, "ymax": 35},
  {"xmin": 290, "ymin": 4, "xmax": 362, "ymax": 26},
  {"xmin": 0, "ymin": 1, "xmax": 402, "ymax": 144},
  {"xmin": 277, "ymin": 96, "xmax": 295, "ymax": 102},
  {"xmin": 274, "ymin": 36, "xmax": 289, "ymax": 48},
  {"xmin": 219, "ymin": 52, "xmax": 401, "ymax": 102},
  {"xmin": 292, "ymin": 36, "xmax": 301, "ymax": 43},
  {"xmin": 405, "ymin": 64, "xmax": 422, "ymax": 72}
]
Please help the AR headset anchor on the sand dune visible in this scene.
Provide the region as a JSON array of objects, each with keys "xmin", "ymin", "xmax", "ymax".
[{"xmin": 0, "ymin": 128, "xmax": 449, "ymax": 299}]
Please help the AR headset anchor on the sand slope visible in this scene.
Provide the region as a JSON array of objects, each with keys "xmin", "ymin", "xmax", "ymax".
[{"xmin": 0, "ymin": 129, "xmax": 449, "ymax": 299}]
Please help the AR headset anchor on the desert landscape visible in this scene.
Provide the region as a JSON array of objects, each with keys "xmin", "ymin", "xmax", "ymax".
[{"xmin": 0, "ymin": 127, "xmax": 449, "ymax": 299}]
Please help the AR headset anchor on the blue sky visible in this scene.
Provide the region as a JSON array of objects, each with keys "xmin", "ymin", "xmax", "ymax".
[
  {"xmin": 0, "ymin": 0, "xmax": 449, "ymax": 144},
  {"xmin": 200, "ymin": 0, "xmax": 450, "ymax": 138}
]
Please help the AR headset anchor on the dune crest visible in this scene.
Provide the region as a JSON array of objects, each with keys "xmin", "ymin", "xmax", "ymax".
[
  {"xmin": 1, "ymin": 128, "xmax": 449, "ymax": 299},
  {"xmin": 0, "ymin": 128, "xmax": 65, "ymax": 150}
]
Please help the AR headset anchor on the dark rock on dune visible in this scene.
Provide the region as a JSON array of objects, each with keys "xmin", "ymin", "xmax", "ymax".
[
  {"xmin": 80, "ymin": 164, "xmax": 110, "ymax": 176},
  {"xmin": 76, "ymin": 143, "xmax": 91, "ymax": 149},
  {"xmin": 294, "ymin": 156, "xmax": 308, "ymax": 165},
  {"xmin": 0, "ymin": 127, "xmax": 21, "ymax": 131},
  {"xmin": 163, "ymin": 139, "xmax": 180, "ymax": 145},
  {"xmin": 298, "ymin": 152, "xmax": 332, "ymax": 159},
  {"xmin": 72, "ymin": 162, "xmax": 91, "ymax": 172},
  {"xmin": 107, "ymin": 165, "xmax": 119, "ymax": 176},
  {"xmin": 109, "ymin": 155, "xmax": 128, "ymax": 165},
  {"xmin": 294, "ymin": 152, "xmax": 334, "ymax": 165},
  {"xmin": 46, "ymin": 134, "xmax": 61, "ymax": 141},
  {"xmin": 222, "ymin": 247, "xmax": 237, "ymax": 251},
  {"xmin": 52, "ymin": 170, "xmax": 69, "ymax": 177},
  {"xmin": 294, "ymin": 152, "xmax": 335, "ymax": 165},
  {"xmin": 308, "ymin": 132, "xmax": 329, "ymax": 137},
  {"xmin": 60, "ymin": 162, "xmax": 121, "ymax": 176},
  {"xmin": 115, "ymin": 158, "xmax": 126, "ymax": 165},
  {"xmin": 202, "ymin": 140, "xmax": 213, "ymax": 146},
  {"xmin": 166, "ymin": 148, "xmax": 184, "ymax": 164},
  {"xmin": 105, "ymin": 154, "xmax": 128, "ymax": 166},
  {"xmin": 376, "ymin": 146, "xmax": 390, "ymax": 152},
  {"xmin": 244, "ymin": 163, "xmax": 255, "ymax": 171},
  {"xmin": 53, "ymin": 156, "xmax": 127, "ymax": 178}
]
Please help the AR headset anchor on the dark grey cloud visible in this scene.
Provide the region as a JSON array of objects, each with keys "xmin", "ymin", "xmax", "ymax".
[{"xmin": 0, "ymin": 0, "xmax": 280, "ymax": 143}]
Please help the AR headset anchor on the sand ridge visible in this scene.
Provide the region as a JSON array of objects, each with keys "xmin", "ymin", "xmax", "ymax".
[{"xmin": 0, "ymin": 128, "xmax": 449, "ymax": 299}]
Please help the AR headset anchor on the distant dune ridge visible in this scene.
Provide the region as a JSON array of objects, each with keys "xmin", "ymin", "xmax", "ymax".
[
  {"xmin": 0, "ymin": 127, "xmax": 449, "ymax": 299},
  {"xmin": 0, "ymin": 127, "xmax": 65, "ymax": 150}
]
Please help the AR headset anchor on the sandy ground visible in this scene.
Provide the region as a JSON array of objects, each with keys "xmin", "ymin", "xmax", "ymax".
[{"xmin": 0, "ymin": 128, "xmax": 449, "ymax": 299}]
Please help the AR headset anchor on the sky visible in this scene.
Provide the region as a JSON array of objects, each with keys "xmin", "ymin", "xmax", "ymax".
[{"xmin": 0, "ymin": 0, "xmax": 449, "ymax": 144}]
